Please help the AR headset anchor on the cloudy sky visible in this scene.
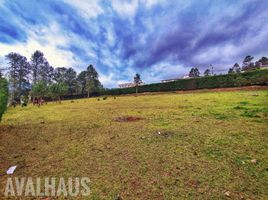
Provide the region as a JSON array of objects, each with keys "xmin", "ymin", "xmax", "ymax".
[{"xmin": 0, "ymin": 0, "xmax": 268, "ymax": 87}]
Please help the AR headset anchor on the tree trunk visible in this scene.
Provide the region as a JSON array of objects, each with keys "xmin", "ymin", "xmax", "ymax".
[
  {"xmin": 136, "ymin": 86, "xmax": 138, "ymax": 94},
  {"xmin": 87, "ymin": 89, "xmax": 90, "ymax": 98}
]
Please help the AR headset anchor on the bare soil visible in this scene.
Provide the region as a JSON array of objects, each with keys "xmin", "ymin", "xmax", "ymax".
[{"xmin": 114, "ymin": 116, "xmax": 144, "ymax": 122}]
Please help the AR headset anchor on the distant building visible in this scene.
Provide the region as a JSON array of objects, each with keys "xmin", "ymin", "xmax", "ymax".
[
  {"xmin": 118, "ymin": 82, "xmax": 145, "ymax": 88},
  {"xmin": 161, "ymin": 78, "xmax": 179, "ymax": 83},
  {"xmin": 118, "ymin": 83, "xmax": 135, "ymax": 88},
  {"xmin": 161, "ymin": 79, "xmax": 179, "ymax": 83},
  {"xmin": 183, "ymin": 75, "xmax": 190, "ymax": 79},
  {"xmin": 161, "ymin": 75, "xmax": 190, "ymax": 83}
]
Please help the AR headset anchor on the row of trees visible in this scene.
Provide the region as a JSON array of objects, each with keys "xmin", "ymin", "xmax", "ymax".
[
  {"xmin": 188, "ymin": 56, "xmax": 268, "ymax": 78},
  {"xmin": 228, "ymin": 56, "xmax": 268, "ymax": 74},
  {"xmin": 1, "ymin": 50, "xmax": 103, "ymax": 102}
]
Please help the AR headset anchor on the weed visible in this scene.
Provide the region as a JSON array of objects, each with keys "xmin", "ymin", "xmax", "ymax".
[
  {"xmin": 233, "ymin": 106, "xmax": 248, "ymax": 110},
  {"xmin": 241, "ymin": 110, "xmax": 261, "ymax": 118},
  {"xmin": 239, "ymin": 101, "xmax": 250, "ymax": 105},
  {"xmin": 203, "ymin": 147, "xmax": 223, "ymax": 159},
  {"xmin": 212, "ymin": 113, "xmax": 228, "ymax": 120}
]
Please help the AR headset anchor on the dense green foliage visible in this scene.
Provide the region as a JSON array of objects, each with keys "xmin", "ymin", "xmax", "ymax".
[
  {"xmin": 49, "ymin": 82, "xmax": 68, "ymax": 101},
  {"xmin": 31, "ymin": 81, "xmax": 48, "ymax": 98},
  {"xmin": 4, "ymin": 50, "xmax": 103, "ymax": 101},
  {"xmin": 0, "ymin": 78, "xmax": 8, "ymax": 121},
  {"xmin": 105, "ymin": 69, "xmax": 268, "ymax": 95}
]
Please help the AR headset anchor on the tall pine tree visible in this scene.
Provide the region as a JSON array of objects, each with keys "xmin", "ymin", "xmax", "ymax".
[
  {"xmin": 6, "ymin": 52, "xmax": 30, "ymax": 100},
  {"xmin": 31, "ymin": 50, "xmax": 53, "ymax": 84},
  {"xmin": 85, "ymin": 65, "xmax": 103, "ymax": 97}
]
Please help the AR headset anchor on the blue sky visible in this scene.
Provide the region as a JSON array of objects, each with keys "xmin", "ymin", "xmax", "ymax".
[{"xmin": 0, "ymin": 0, "xmax": 268, "ymax": 87}]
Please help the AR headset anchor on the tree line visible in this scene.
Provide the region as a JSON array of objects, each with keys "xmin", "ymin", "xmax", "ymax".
[
  {"xmin": 228, "ymin": 56, "xmax": 268, "ymax": 74},
  {"xmin": 1, "ymin": 50, "xmax": 103, "ymax": 103},
  {"xmin": 187, "ymin": 55, "xmax": 268, "ymax": 78}
]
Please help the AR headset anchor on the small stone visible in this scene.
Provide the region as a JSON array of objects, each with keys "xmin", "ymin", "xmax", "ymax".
[
  {"xmin": 224, "ymin": 191, "xmax": 230, "ymax": 197},
  {"xmin": 115, "ymin": 194, "xmax": 123, "ymax": 200},
  {"xmin": 250, "ymin": 159, "xmax": 257, "ymax": 164}
]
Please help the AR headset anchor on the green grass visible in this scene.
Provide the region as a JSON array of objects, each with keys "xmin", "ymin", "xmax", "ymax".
[{"xmin": 0, "ymin": 90, "xmax": 268, "ymax": 199}]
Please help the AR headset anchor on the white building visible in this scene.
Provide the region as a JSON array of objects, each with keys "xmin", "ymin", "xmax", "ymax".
[
  {"xmin": 118, "ymin": 82, "xmax": 145, "ymax": 88},
  {"xmin": 161, "ymin": 75, "xmax": 190, "ymax": 83},
  {"xmin": 118, "ymin": 83, "xmax": 135, "ymax": 88}
]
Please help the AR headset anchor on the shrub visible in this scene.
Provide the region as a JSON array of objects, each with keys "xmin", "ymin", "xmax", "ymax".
[
  {"xmin": 32, "ymin": 81, "xmax": 48, "ymax": 99},
  {"xmin": 49, "ymin": 82, "xmax": 68, "ymax": 102},
  {"xmin": 0, "ymin": 78, "xmax": 8, "ymax": 121}
]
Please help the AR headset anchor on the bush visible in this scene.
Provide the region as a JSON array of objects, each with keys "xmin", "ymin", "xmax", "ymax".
[
  {"xmin": 49, "ymin": 82, "xmax": 68, "ymax": 101},
  {"xmin": 104, "ymin": 69, "xmax": 268, "ymax": 95},
  {"xmin": 0, "ymin": 78, "xmax": 8, "ymax": 121}
]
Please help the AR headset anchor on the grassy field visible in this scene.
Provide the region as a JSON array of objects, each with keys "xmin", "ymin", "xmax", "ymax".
[{"xmin": 0, "ymin": 89, "xmax": 267, "ymax": 199}]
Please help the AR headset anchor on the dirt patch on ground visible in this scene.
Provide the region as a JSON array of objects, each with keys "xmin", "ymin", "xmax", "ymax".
[
  {"xmin": 114, "ymin": 116, "xmax": 144, "ymax": 122},
  {"xmin": 0, "ymin": 125, "xmax": 14, "ymax": 132}
]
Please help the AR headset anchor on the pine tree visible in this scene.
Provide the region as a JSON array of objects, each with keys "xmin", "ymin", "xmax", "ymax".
[
  {"xmin": 189, "ymin": 67, "xmax": 200, "ymax": 78},
  {"xmin": 204, "ymin": 69, "xmax": 211, "ymax": 76},
  {"xmin": 65, "ymin": 68, "xmax": 77, "ymax": 95},
  {"xmin": 53, "ymin": 67, "xmax": 68, "ymax": 83},
  {"xmin": 233, "ymin": 63, "xmax": 241, "ymax": 73},
  {"xmin": 31, "ymin": 50, "xmax": 52, "ymax": 84},
  {"xmin": 77, "ymin": 71, "xmax": 87, "ymax": 95},
  {"xmin": 134, "ymin": 73, "xmax": 142, "ymax": 94},
  {"xmin": 242, "ymin": 55, "xmax": 255, "ymax": 71},
  {"xmin": 5, "ymin": 52, "xmax": 30, "ymax": 100},
  {"xmin": 39, "ymin": 61, "xmax": 54, "ymax": 84},
  {"xmin": 85, "ymin": 65, "xmax": 102, "ymax": 97}
]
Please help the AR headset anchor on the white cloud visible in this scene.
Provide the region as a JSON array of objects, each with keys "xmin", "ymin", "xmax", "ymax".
[
  {"xmin": 106, "ymin": 26, "xmax": 116, "ymax": 46},
  {"xmin": 141, "ymin": 0, "xmax": 166, "ymax": 8},
  {"xmin": 192, "ymin": 19, "xmax": 268, "ymax": 69},
  {"xmin": 142, "ymin": 62, "xmax": 188, "ymax": 83},
  {"xmin": 0, "ymin": 38, "xmax": 79, "ymax": 69},
  {"xmin": 99, "ymin": 73, "xmax": 118, "ymax": 88},
  {"xmin": 99, "ymin": 65, "xmax": 137, "ymax": 88},
  {"xmin": 0, "ymin": 22, "xmax": 87, "ymax": 71},
  {"xmin": 0, "ymin": 0, "xmax": 5, "ymax": 7},
  {"xmin": 111, "ymin": 0, "xmax": 139, "ymax": 18},
  {"xmin": 63, "ymin": 0, "xmax": 104, "ymax": 19}
]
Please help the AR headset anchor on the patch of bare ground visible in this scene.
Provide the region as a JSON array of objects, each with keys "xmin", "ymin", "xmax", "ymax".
[{"xmin": 114, "ymin": 116, "xmax": 144, "ymax": 122}]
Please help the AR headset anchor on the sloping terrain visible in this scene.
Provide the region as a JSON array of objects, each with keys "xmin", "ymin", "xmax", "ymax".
[{"xmin": 0, "ymin": 90, "xmax": 267, "ymax": 199}]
